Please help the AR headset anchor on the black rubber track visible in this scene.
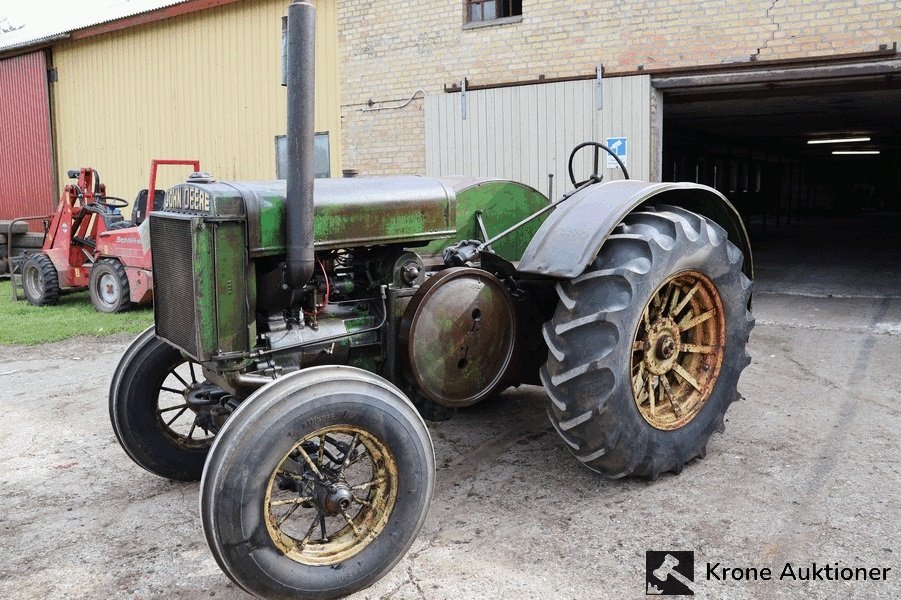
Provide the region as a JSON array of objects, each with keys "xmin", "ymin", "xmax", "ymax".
[
  {"xmin": 89, "ymin": 258, "xmax": 132, "ymax": 313},
  {"xmin": 22, "ymin": 254, "xmax": 60, "ymax": 306},
  {"xmin": 541, "ymin": 205, "xmax": 753, "ymax": 479}
]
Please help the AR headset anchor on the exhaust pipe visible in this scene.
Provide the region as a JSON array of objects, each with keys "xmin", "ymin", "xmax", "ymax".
[{"xmin": 285, "ymin": 1, "xmax": 316, "ymax": 289}]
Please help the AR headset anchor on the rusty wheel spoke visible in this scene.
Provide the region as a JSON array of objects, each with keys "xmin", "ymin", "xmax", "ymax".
[
  {"xmin": 682, "ymin": 343, "xmax": 718, "ymax": 354},
  {"xmin": 351, "ymin": 475, "xmax": 387, "ymax": 491},
  {"xmin": 340, "ymin": 432, "xmax": 360, "ymax": 473},
  {"xmin": 188, "ymin": 362, "xmax": 197, "ymax": 384},
  {"xmin": 297, "ymin": 512, "xmax": 321, "ymax": 547},
  {"xmin": 632, "ymin": 363, "xmax": 646, "ymax": 395},
  {"xmin": 352, "ymin": 495, "xmax": 371, "ymax": 507},
  {"xmin": 270, "ymin": 496, "xmax": 313, "ymax": 508},
  {"xmin": 340, "ymin": 510, "xmax": 362, "ymax": 536},
  {"xmin": 160, "ymin": 386, "xmax": 184, "ymax": 395},
  {"xmin": 659, "ymin": 376, "xmax": 682, "ymax": 418},
  {"xmin": 672, "ymin": 363, "xmax": 702, "ymax": 392},
  {"xmin": 671, "ymin": 281, "xmax": 700, "ymax": 317},
  {"xmin": 679, "ymin": 308, "xmax": 714, "ymax": 331},
  {"xmin": 295, "ymin": 445, "xmax": 322, "ymax": 479},
  {"xmin": 277, "ymin": 502, "xmax": 303, "ymax": 527},
  {"xmin": 158, "ymin": 403, "xmax": 188, "ymax": 414},
  {"xmin": 667, "ymin": 285, "xmax": 681, "ymax": 316}
]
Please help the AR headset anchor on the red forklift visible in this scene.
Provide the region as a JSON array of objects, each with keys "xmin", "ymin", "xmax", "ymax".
[{"xmin": 11, "ymin": 159, "xmax": 200, "ymax": 312}]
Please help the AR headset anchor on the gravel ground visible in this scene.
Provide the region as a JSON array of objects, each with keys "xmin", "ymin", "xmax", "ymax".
[{"xmin": 1, "ymin": 290, "xmax": 898, "ymax": 600}]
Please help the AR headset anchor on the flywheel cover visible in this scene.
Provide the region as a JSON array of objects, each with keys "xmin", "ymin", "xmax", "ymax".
[{"xmin": 400, "ymin": 268, "xmax": 516, "ymax": 408}]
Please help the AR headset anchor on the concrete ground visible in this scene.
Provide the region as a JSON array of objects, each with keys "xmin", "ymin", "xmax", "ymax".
[{"xmin": 0, "ymin": 214, "xmax": 898, "ymax": 599}]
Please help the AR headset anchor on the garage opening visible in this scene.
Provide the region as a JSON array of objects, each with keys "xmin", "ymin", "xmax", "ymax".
[{"xmin": 657, "ymin": 56, "xmax": 901, "ymax": 299}]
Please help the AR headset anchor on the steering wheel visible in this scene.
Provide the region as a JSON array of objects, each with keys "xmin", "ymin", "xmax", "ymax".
[
  {"xmin": 94, "ymin": 196, "xmax": 129, "ymax": 209},
  {"xmin": 567, "ymin": 141, "xmax": 631, "ymax": 188}
]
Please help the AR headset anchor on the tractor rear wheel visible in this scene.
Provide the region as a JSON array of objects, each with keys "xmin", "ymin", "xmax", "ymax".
[
  {"xmin": 201, "ymin": 366, "xmax": 435, "ymax": 600},
  {"xmin": 542, "ymin": 206, "xmax": 753, "ymax": 479},
  {"xmin": 22, "ymin": 254, "xmax": 60, "ymax": 306},
  {"xmin": 90, "ymin": 258, "xmax": 131, "ymax": 313},
  {"xmin": 109, "ymin": 327, "xmax": 216, "ymax": 481}
]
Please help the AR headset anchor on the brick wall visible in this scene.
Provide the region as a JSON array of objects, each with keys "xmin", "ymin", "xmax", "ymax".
[{"xmin": 338, "ymin": 0, "xmax": 898, "ymax": 175}]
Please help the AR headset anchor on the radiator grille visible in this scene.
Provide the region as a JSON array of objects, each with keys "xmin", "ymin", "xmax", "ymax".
[{"xmin": 151, "ymin": 217, "xmax": 198, "ymax": 357}]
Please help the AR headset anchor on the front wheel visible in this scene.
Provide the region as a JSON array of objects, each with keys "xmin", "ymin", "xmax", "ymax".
[
  {"xmin": 542, "ymin": 205, "xmax": 753, "ymax": 479},
  {"xmin": 90, "ymin": 258, "xmax": 131, "ymax": 313},
  {"xmin": 109, "ymin": 327, "xmax": 216, "ymax": 481},
  {"xmin": 201, "ymin": 366, "xmax": 435, "ymax": 600}
]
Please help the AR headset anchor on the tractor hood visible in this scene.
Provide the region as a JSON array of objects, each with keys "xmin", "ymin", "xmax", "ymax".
[{"xmin": 159, "ymin": 176, "xmax": 457, "ymax": 256}]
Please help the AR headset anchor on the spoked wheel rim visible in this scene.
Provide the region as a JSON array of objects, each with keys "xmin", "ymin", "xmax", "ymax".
[
  {"xmin": 631, "ymin": 270, "xmax": 726, "ymax": 430},
  {"xmin": 96, "ymin": 271, "xmax": 119, "ymax": 306},
  {"xmin": 155, "ymin": 360, "xmax": 215, "ymax": 448},
  {"xmin": 264, "ymin": 425, "xmax": 399, "ymax": 566}
]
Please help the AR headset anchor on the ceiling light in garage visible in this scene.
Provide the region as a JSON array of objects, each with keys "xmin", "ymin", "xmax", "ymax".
[
  {"xmin": 831, "ymin": 150, "xmax": 880, "ymax": 155},
  {"xmin": 808, "ymin": 137, "xmax": 871, "ymax": 144}
]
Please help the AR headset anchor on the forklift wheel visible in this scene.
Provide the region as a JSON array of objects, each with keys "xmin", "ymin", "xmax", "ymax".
[
  {"xmin": 90, "ymin": 258, "xmax": 131, "ymax": 313},
  {"xmin": 22, "ymin": 255, "xmax": 60, "ymax": 306}
]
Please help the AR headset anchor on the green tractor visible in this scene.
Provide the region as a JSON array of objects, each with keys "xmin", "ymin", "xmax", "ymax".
[{"xmin": 110, "ymin": 2, "xmax": 753, "ymax": 598}]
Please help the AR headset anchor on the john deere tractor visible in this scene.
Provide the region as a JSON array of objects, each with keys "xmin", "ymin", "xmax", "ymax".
[{"xmin": 110, "ymin": 2, "xmax": 753, "ymax": 598}]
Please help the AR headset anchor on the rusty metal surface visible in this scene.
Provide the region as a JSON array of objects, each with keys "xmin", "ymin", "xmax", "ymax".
[
  {"xmin": 632, "ymin": 271, "xmax": 726, "ymax": 430},
  {"xmin": 400, "ymin": 268, "xmax": 516, "ymax": 408},
  {"xmin": 517, "ymin": 180, "xmax": 753, "ymax": 279},
  {"xmin": 264, "ymin": 424, "xmax": 398, "ymax": 566},
  {"xmin": 227, "ymin": 177, "xmax": 456, "ymax": 255},
  {"xmin": 0, "ymin": 51, "xmax": 56, "ymax": 228}
]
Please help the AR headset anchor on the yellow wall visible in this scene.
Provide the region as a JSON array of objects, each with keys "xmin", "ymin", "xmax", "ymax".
[{"xmin": 51, "ymin": 0, "xmax": 340, "ymax": 212}]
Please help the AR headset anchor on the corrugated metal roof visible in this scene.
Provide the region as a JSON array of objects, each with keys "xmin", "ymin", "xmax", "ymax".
[{"xmin": 0, "ymin": 0, "xmax": 191, "ymax": 52}]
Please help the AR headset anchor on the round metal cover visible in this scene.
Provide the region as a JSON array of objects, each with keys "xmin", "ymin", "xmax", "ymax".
[{"xmin": 401, "ymin": 268, "xmax": 516, "ymax": 408}]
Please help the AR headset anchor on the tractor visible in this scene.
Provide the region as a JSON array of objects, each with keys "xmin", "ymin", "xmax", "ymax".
[
  {"xmin": 13, "ymin": 159, "xmax": 199, "ymax": 313},
  {"xmin": 109, "ymin": 3, "xmax": 753, "ymax": 599}
]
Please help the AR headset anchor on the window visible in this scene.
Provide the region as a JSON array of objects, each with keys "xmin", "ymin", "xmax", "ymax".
[
  {"xmin": 466, "ymin": 0, "xmax": 522, "ymax": 24},
  {"xmin": 276, "ymin": 133, "xmax": 331, "ymax": 179}
]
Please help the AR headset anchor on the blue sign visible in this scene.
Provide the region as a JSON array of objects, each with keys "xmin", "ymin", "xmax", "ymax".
[{"xmin": 606, "ymin": 136, "xmax": 627, "ymax": 168}]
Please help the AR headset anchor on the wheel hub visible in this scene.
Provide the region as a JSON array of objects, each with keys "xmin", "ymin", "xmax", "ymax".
[
  {"xmin": 643, "ymin": 317, "xmax": 681, "ymax": 375},
  {"xmin": 313, "ymin": 482, "xmax": 355, "ymax": 516},
  {"xmin": 99, "ymin": 272, "xmax": 118, "ymax": 303}
]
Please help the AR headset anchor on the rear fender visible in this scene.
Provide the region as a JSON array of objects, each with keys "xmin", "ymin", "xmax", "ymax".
[{"xmin": 517, "ymin": 180, "xmax": 753, "ymax": 279}]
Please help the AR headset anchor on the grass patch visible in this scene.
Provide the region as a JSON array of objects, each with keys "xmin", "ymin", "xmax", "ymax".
[{"xmin": 0, "ymin": 279, "xmax": 153, "ymax": 346}]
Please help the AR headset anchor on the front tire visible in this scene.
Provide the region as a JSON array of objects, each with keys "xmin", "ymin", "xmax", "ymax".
[
  {"xmin": 109, "ymin": 327, "xmax": 215, "ymax": 481},
  {"xmin": 201, "ymin": 366, "xmax": 435, "ymax": 600},
  {"xmin": 22, "ymin": 254, "xmax": 60, "ymax": 306},
  {"xmin": 542, "ymin": 206, "xmax": 753, "ymax": 479},
  {"xmin": 90, "ymin": 258, "xmax": 131, "ymax": 313}
]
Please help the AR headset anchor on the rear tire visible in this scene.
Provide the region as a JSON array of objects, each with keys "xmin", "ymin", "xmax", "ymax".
[
  {"xmin": 90, "ymin": 258, "xmax": 131, "ymax": 313},
  {"xmin": 542, "ymin": 206, "xmax": 753, "ymax": 479},
  {"xmin": 22, "ymin": 254, "xmax": 60, "ymax": 306},
  {"xmin": 201, "ymin": 366, "xmax": 435, "ymax": 600}
]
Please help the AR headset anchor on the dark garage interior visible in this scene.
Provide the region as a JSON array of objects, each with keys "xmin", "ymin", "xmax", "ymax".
[{"xmin": 659, "ymin": 60, "xmax": 900, "ymax": 299}]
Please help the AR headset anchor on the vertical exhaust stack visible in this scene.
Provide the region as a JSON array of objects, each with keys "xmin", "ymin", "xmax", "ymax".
[{"xmin": 285, "ymin": 1, "xmax": 316, "ymax": 289}]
